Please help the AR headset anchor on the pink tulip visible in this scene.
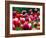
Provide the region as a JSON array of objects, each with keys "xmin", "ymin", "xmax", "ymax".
[
  {"xmin": 12, "ymin": 24, "xmax": 16, "ymax": 30},
  {"xmin": 30, "ymin": 15, "xmax": 34, "ymax": 21},
  {"xmin": 25, "ymin": 17, "xmax": 29, "ymax": 21},
  {"xmin": 28, "ymin": 23, "xmax": 32, "ymax": 30},
  {"xmin": 29, "ymin": 18, "xmax": 32, "ymax": 22}
]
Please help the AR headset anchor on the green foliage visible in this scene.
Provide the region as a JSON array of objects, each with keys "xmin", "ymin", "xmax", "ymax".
[
  {"xmin": 16, "ymin": 27, "xmax": 22, "ymax": 30},
  {"xmin": 13, "ymin": 7, "xmax": 40, "ymax": 13}
]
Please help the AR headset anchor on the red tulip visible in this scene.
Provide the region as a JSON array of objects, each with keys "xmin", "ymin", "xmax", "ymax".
[
  {"xmin": 33, "ymin": 13, "xmax": 39, "ymax": 21},
  {"xmin": 20, "ymin": 14, "xmax": 23, "ymax": 17},
  {"xmin": 33, "ymin": 12, "xmax": 40, "ymax": 18},
  {"xmin": 20, "ymin": 17, "xmax": 25, "ymax": 24},
  {"xmin": 13, "ymin": 18, "xmax": 20, "ymax": 27},
  {"xmin": 16, "ymin": 13, "xmax": 20, "ymax": 18},
  {"xmin": 24, "ymin": 21, "xmax": 28, "ymax": 25},
  {"xmin": 23, "ymin": 24, "xmax": 29, "ymax": 30},
  {"xmin": 13, "ymin": 12, "xmax": 16, "ymax": 18}
]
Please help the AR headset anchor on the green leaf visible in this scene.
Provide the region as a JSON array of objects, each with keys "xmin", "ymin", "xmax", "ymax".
[{"xmin": 16, "ymin": 27, "xmax": 22, "ymax": 30}]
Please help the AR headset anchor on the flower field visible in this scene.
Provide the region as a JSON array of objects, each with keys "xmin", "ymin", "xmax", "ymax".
[{"xmin": 12, "ymin": 7, "xmax": 40, "ymax": 30}]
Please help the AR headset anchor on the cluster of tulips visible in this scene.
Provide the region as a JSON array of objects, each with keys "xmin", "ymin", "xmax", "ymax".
[{"xmin": 12, "ymin": 9, "xmax": 40, "ymax": 30}]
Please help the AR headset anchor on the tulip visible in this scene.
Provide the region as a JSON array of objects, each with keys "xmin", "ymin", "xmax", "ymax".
[
  {"xmin": 30, "ymin": 15, "xmax": 34, "ymax": 21},
  {"xmin": 20, "ymin": 17, "xmax": 25, "ymax": 24},
  {"xmin": 13, "ymin": 18, "xmax": 20, "ymax": 27},
  {"xmin": 16, "ymin": 13, "xmax": 21, "ymax": 18},
  {"xmin": 25, "ymin": 17, "xmax": 29, "ymax": 21},
  {"xmin": 33, "ymin": 13, "xmax": 38, "ymax": 18},
  {"xmin": 23, "ymin": 24, "xmax": 29, "ymax": 30},
  {"xmin": 12, "ymin": 24, "xmax": 16, "ymax": 30},
  {"xmin": 24, "ymin": 21, "xmax": 28, "ymax": 25},
  {"xmin": 13, "ymin": 11, "xmax": 17, "ymax": 18},
  {"xmin": 20, "ymin": 14, "xmax": 23, "ymax": 17},
  {"xmin": 28, "ymin": 23, "xmax": 32, "ymax": 30},
  {"xmin": 29, "ymin": 18, "xmax": 32, "ymax": 22},
  {"xmin": 28, "ymin": 9, "xmax": 33, "ymax": 15},
  {"xmin": 30, "ymin": 12, "xmax": 33, "ymax": 15},
  {"xmin": 33, "ymin": 13, "xmax": 39, "ymax": 21},
  {"xmin": 23, "ymin": 21, "xmax": 32, "ymax": 30}
]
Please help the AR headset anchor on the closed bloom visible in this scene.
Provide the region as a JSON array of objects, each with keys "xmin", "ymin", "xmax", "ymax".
[
  {"xmin": 30, "ymin": 15, "xmax": 34, "ymax": 21},
  {"xmin": 20, "ymin": 17, "xmax": 25, "ymax": 24},
  {"xmin": 16, "ymin": 13, "xmax": 21, "ymax": 18},
  {"xmin": 13, "ymin": 11, "xmax": 17, "ymax": 18},
  {"xmin": 23, "ymin": 24, "xmax": 29, "ymax": 30},
  {"xmin": 13, "ymin": 18, "xmax": 20, "ymax": 27},
  {"xmin": 12, "ymin": 24, "xmax": 16, "ymax": 30},
  {"xmin": 25, "ymin": 17, "xmax": 29, "ymax": 21}
]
